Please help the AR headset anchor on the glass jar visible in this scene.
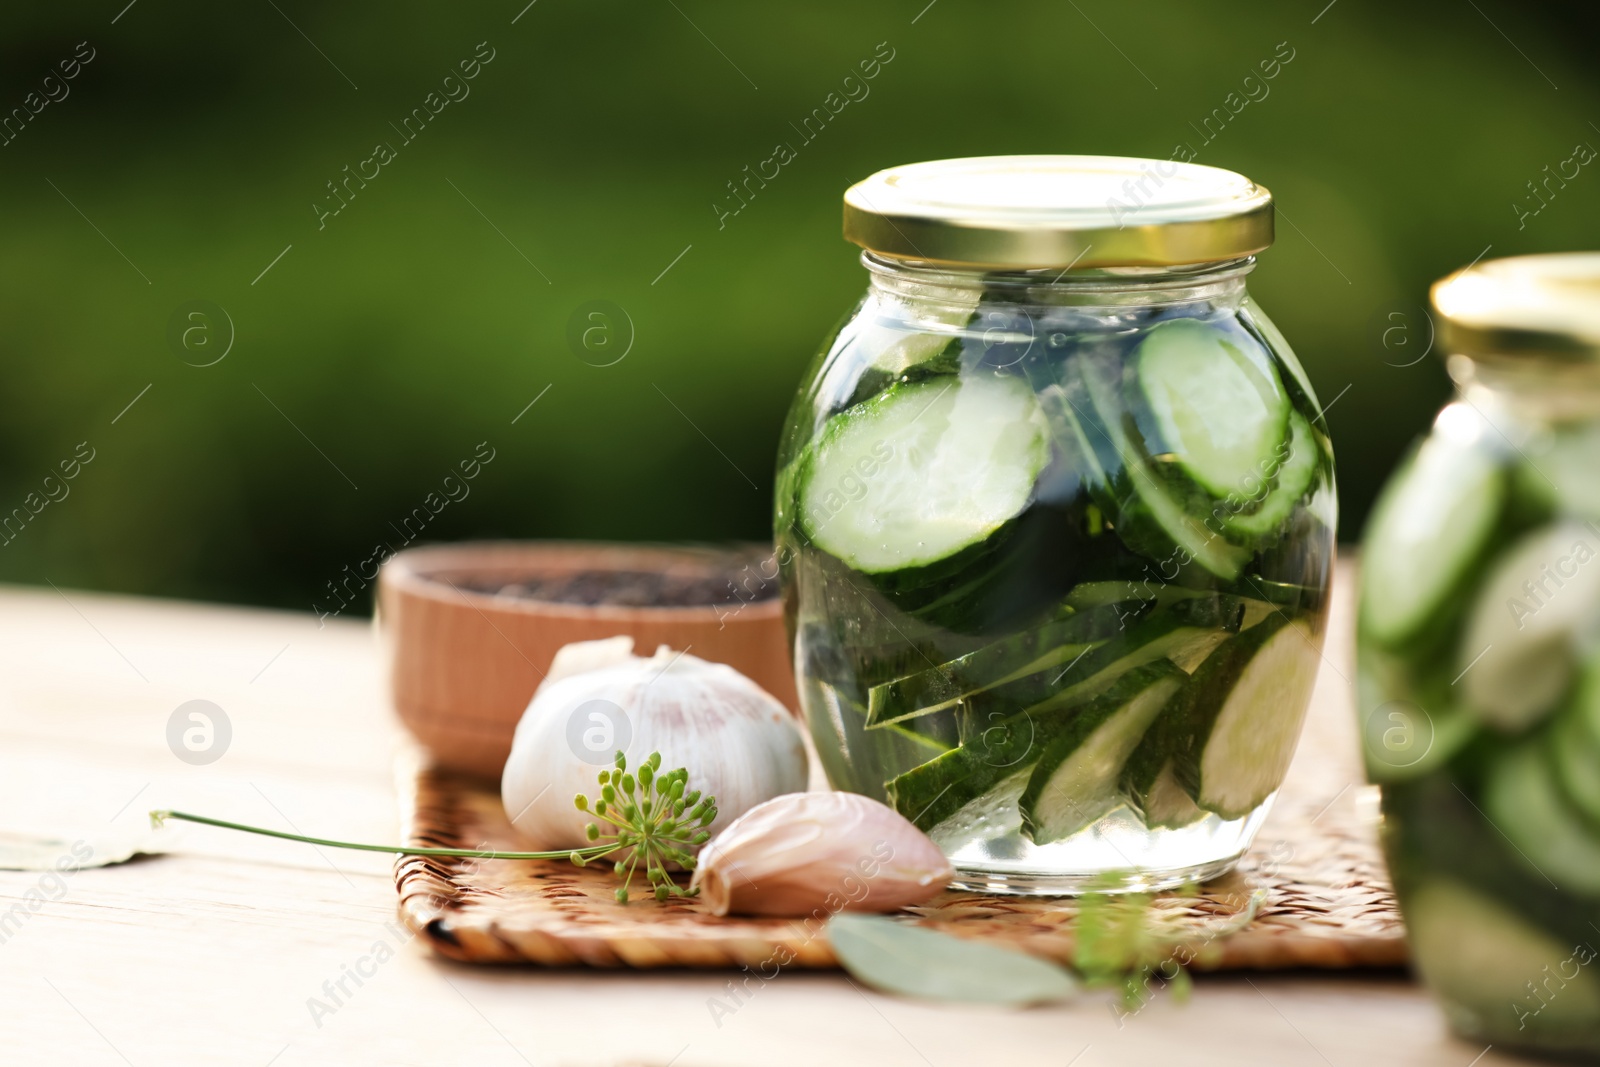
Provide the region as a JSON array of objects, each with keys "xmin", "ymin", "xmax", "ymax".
[
  {"xmin": 1359, "ymin": 253, "xmax": 1600, "ymax": 1057},
  {"xmin": 775, "ymin": 156, "xmax": 1336, "ymax": 895}
]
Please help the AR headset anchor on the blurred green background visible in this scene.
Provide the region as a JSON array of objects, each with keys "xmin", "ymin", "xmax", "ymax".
[{"xmin": 1, "ymin": 1, "xmax": 1597, "ymax": 613}]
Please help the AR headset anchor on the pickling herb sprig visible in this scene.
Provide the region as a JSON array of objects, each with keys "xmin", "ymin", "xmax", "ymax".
[
  {"xmin": 575, "ymin": 749, "xmax": 718, "ymax": 903},
  {"xmin": 1074, "ymin": 881, "xmax": 1269, "ymax": 1007},
  {"xmin": 148, "ymin": 750, "xmax": 716, "ymax": 905}
]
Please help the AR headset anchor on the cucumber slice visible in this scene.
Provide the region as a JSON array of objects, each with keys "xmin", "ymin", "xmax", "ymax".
[
  {"xmin": 1062, "ymin": 580, "xmax": 1213, "ymax": 612},
  {"xmin": 1456, "ymin": 520, "xmax": 1600, "ymax": 732},
  {"xmin": 1576, "ymin": 656, "xmax": 1600, "ymax": 749},
  {"xmin": 956, "ymin": 595, "xmax": 1243, "ymax": 733},
  {"xmin": 1535, "ymin": 419, "xmax": 1600, "ymax": 523},
  {"xmin": 1130, "ymin": 761, "xmax": 1206, "ymax": 830},
  {"xmin": 1355, "ymin": 640, "xmax": 1478, "ymax": 783},
  {"xmin": 863, "ymin": 601, "xmax": 1148, "ymax": 728},
  {"xmin": 1359, "ymin": 420, "xmax": 1506, "ymax": 646},
  {"xmin": 844, "ymin": 331, "xmax": 963, "ymax": 409},
  {"xmin": 1239, "ymin": 297, "xmax": 1321, "ymax": 418},
  {"xmin": 1065, "ymin": 578, "xmax": 1279, "ymax": 629},
  {"xmin": 922, "ymin": 768, "xmax": 1033, "ymax": 852},
  {"xmin": 1551, "ymin": 706, "xmax": 1600, "ymax": 830},
  {"xmin": 1019, "ymin": 662, "xmax": 1187, "ymax": 843},
  {"xmin": 1219, "ymin": 412, "xmax": 1319, "ymax": 540},
  {"xmin": 1483, "ymin": 739, "xmax": 1600, "ymax": 896},
  {"xmin": 1404, "ymin": 879, "xmax": 1600, "ymax": 1044},
  {"xmin": 1169, "ymin": 616, "xmax": 1321, "ymax": 819},
  {"xmin": 1133, "ymin": 318, "xmax": 1290, "ymax": 498},
  {"xmin": 886, "ymin": 662, "xmax": 1181, "ymax": 834},
  {"xmin": 861, "ymin": 500, "xmax": 1116, "ymax": 635},
  {"xmin": 885, "ymin": 729, "xmax": 1036, "ymax": 834},
  {"xmin": 1077, "ymin": 353, "xmax": 1254, "ymax": 581},
  {"xmin": 1122, "ymin": 681, "xmax": 1212, "ymax": 829},
  {"xmin": 1359, "ymin": 700, "xmax": 1478, "ymax": 785},
  {"xmin": 804, "ymin": 677, "xmax": 952, "ymax": 804},
  {"xmin": 798, "ymin": 373, "xmax": 1049, "ymax": 574}
]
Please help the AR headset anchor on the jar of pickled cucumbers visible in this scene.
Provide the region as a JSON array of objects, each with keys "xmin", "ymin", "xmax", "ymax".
[
  {"xmin": 775, "ymin": 156, "xmax": 1336, "ymax": 895},
  {"xmin": 1359, "ymin": 253, "xmax": 1600, "ymax": 1056}
]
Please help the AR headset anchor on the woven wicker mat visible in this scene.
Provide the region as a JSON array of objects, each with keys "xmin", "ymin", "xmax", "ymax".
[{"xmin": 393, "ymin": 661, "xmax": 1408, "ymax": 970}]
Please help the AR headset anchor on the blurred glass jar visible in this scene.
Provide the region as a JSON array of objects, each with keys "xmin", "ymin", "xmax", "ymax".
[
  {"xmin": 1359, "ymin": 253, "xmax": 1600, "ymax": 1055},
  {"xmin": 774, "ymin": 156, "xmax": 1336, "ymax": 895}
]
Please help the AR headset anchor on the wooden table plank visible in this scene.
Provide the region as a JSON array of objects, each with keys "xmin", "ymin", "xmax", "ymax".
[{"xmin": 0, "ymin": 575, "xmax": 1537, "ymax": 1066}]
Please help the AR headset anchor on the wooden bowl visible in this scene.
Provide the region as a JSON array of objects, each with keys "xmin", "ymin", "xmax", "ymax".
[{"xmin": 376, "ymin": 542, "xmax": 796, "ymax": 780}]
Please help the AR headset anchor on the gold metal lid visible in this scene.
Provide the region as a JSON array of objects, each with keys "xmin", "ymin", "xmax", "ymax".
[
  {"xmin": 1432, "ymin": 253, "xmax": 1600, "ymax": 364},
  {"xmin": 842, "ymin": 155, "xmax": 1274, "ymax": 270}
]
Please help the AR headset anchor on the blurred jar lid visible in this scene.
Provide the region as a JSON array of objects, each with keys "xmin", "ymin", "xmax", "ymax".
[
  {"xmin": 842, "ymin": 155, "xmax": 1274, "ymax": 270},
  {"xmin": 1433, "ymin": 253, "xmax": 1600, "ymax": 364}
]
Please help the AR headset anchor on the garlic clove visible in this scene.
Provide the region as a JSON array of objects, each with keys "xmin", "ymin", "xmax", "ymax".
[{"xmin": 691, "ymin": 791, "xmax": 954, "ymax": 917}]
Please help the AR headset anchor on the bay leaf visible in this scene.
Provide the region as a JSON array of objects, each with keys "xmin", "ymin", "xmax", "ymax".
[
  {"xmin": 829, "ymin": 913, "xmax": 1079, "ymax": 1005},
  {"xmin": 0, "ymin": 831, "xmax": 156, "ymax": 871}
]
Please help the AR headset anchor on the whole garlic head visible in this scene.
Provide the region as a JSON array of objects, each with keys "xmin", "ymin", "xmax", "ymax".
[
  {"xmin": 501, "ymin": 638, "xmax": 807, "ymax": 850},
  {"xmin": 691, "ymin": 791, "xmax": 954, "ymax": 917}
]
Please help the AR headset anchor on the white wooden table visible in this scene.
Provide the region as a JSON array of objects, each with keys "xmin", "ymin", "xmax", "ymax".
[{"xmin": 0, "ymin": 576, "xmax": 1534, "ymax": 1066}]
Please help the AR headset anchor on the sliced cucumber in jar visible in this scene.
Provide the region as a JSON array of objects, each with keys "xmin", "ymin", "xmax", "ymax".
[
  {"xmin": 1403, "ymin": 878, "xmax": 1600, "ymax": 1041},
  {"xmin": 1076, "ymin": 352, "xmax": 1255, "ymax": 581},
  {"xmin": 1551, "ymin": 706, "xmax": 1600, "ymax": 831},
  {"xmin": 1533, "ymin": 419, "xmax": 1600, "ymax": 523},
  {"xmin": 1062, "ymin": 580, "xmax": 1212, "ymax": 612},
  {"xmin": 797, "ymin": 372, "xmax": 1049, "ymax": 574},
  {"xmin": 1577, "ymin": 656, "xmax": 1600, "ymax": 749},
  {"xmin": 1132, "ymin": 318, "xmax": 1291, "ymax": 499},
  {"xmin": 1168, "ymin": 615, "xmax": 1322, "ymax": 819},
  {"xmin": 1456, "ymin": 520, "xmax": 1600, "ymax": 733},
  {"xmin": 1121, "ymin": 670, "xmax": 1219, "ymax": 830},
  {"xmin": 886, "ymin": 661, "xmax": 1181, "ymax": 836},
  {"xmin": 842, "ymin": 332, "xmax": 963, "ymax": 410},
  {"xmin": 1019, "ymin": 662, "xmax": 1187, "ymax": 843},
  {"xmin": 1218, "ymin": 412, "xmax": 1320, "ymax": 541},
  {"xmin": 1359, "ymin": 699, "xmax": 1478, "ymax": 785},
  {"xmin": 957, "ymin": 595, "xmax": 1243, "ymax": 732},
  {"xmin": 1123, "ymin": 754, "xmax": 1207, "ymax": 830},
  {"xmin": 1483, "ymin": 738, "xmax": 1600, "ymax": 896},
  {"xmin": 885, "ymin": 723, "xmax": 1037, "ymax": 834},
  {"xmin": 862, "ymin": 601, "xmax": 1146, "ymax": 728},
  {"xmin": 1359, "ymin": 418, "xmax": 1506, "ymax": 647}
]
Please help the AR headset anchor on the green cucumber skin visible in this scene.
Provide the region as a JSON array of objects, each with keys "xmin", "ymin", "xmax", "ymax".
[
  {"xmin": 1018, "ymin": 662, "xmax": 1187, "ymax": 843},
  {"xmin": 951, "ymin": 595, "xmax": 1246, "ymax": 735},
  {"xmin": 840, "ymin": 334, "xmax": 963, "ymax": 411},
  {"xmin": 1130, "ymin": 318, "xmax": 1291, "ymax": 501},
  {"xmin": 885, "ymin": 721, "xmax": 1036, "ymax": 833},
  {"xmin": 1383, "ymin": 769, "xmax": 1600, "ymax": 944},
  {"xmin": 864, "ymin": 499, "xmax": 1123, "ymax": 635},
  {"xmin": 1218, "ymin": 413, "xmax": 1322, "ymax": 542},
  {"xmin": 863, "ymin": 601, "xmax": 1149, "ymax": 729},
  {"xmin": 803, "ymin": 678, "xmax": 951, "ymax": 803},
  {"xmin": 1072, "ymin": 322, "xmax": 1325, "ymax": 560},
  {"xmin": 1485, "ymin": 738, "xmax": 1600, "ymax": 897},
  {"xmin": 1165, "ymin": 614, "xmax": 1296, "ymax": 818},
  {"xmin": 1382, "ymin": 777, "xmax": 1600, "ymax": 1057},
  {"xmin": 885, "ymin": 598, "xmax": 1248, "ymax": 832},
  {"xmin": 1121, "ymin": 708, "xmax": 1206, "ymax": 829},
  {"xmin": 1551, "ymin": 707, "xmax": 1600, "ymax": 830},
  {"xmin": 1073, "ymin": 351, "xmax": 1257, "ymax": 582},
  {"xmin": 887, "ymin": 662, "xmax": 1184, "ymax": 834},
  {"xmin": 1358, "ymin": 437, "xmax": 1552, "ymax": 655}
]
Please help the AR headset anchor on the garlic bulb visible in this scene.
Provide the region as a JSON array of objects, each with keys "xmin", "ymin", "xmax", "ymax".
[
  {"xmin": 691, "ymin": 791, "xmax": 954, "ymax": 917},
  {"xmin": 501, "ymin": 638, "xmax": 807, "ymax": 850}
]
